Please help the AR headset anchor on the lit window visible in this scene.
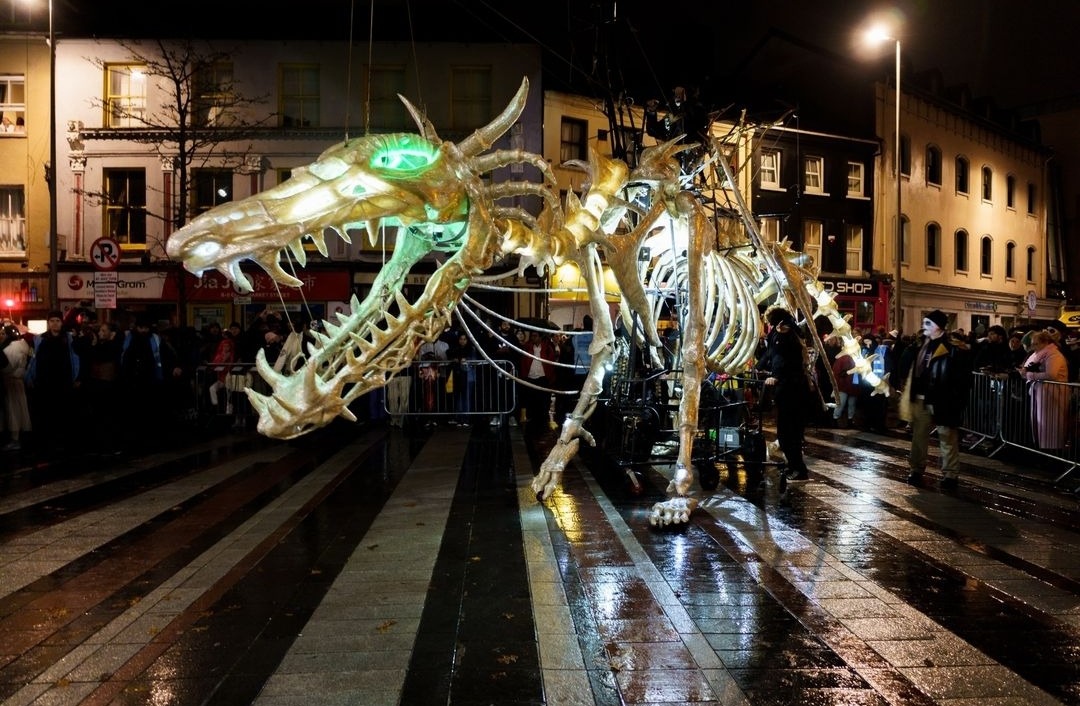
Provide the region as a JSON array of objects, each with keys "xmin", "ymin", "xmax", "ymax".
[
  {"xmin": 106, "ymin": 64, "xmax": 147, "ymax": 128},
  {"xmin": 559, "ymin": 117, "xmax": 587, "ymax": 163},
  {"xmin": 0, "ymin": 186, "xmax": 26, "ymax": 256},
  {"xmin": 846, "ymin": 162, "xmax": 864, "ymax": 197},
  {"xmin": 802, "ymin": 219, "xmax": 822, "ymax": 267},
  {"xmin": 758, "ymin": 216, "xmax": 780, "ymax": 243},
  {"xmin": 845, "ymin": 224, "xmax": 863, "ymax": 272},
  {"xmin": 804, "ymin": 156, "xmax": 824, "ymax": 194},
  {"xmin": 760, "ymin": 150, "xmax": 780, "ymax": 189},
  {"xmin": 0, "ymin": 75, "xmax": 26, "ymax": 134}
]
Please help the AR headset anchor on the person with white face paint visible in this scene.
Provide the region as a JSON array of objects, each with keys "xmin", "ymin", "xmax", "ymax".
[{"xmin": 894, "ymin": 310, "xmax": 973, "ymax": 491}]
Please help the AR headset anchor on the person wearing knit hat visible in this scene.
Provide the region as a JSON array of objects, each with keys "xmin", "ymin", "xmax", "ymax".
[
  {"xmin": 925, "ymin": 309, "xmax": 948, "ymax": 330},
  {"xmin": 893, "ymin": 310, "xmax": 973, "ymax": 491},
  {"xmin": 755, "ymin": 305, "xmax": 815, "ymax": 482}
]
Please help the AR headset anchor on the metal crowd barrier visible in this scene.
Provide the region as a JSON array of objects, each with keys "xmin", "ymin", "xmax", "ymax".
[
  {"xmin": 962, "ymin": 370, "xmax": 1079, "ymax": 485},
  {"xmin": 384, "ymin": 359, "xmax": 517, "ymax": 418}
]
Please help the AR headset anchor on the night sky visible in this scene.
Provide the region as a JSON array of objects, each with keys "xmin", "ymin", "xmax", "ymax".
[{"xmin": 54, "ymin": 0, "xmax": 1080, "ymax": 111}]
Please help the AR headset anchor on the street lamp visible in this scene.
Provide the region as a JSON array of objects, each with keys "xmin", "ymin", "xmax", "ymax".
[
  {"xmin": 865, "ymin": 25, "xmax": 902, "ymax": 333},
  {"xmin": 47, "ymin": 0, "xmax": 57, "ymax": 310}
]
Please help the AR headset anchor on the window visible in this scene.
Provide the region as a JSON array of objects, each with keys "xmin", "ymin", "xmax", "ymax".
[
  {"xmin": 926, "ymin": 223, "xmax": 941, "ymax": 268},
  {"xmin": 804, "ymin": 156, "xmax": 824, "ymax": 194},
  {"xmin": 1005, "ymin": 242, "xmax": 1015, "ymax": 279},
  {"xmin": 846, "ymin": 161, "xmax": 864, "ymax": 197},
  {"xmin": 192, "ymin": 169, "xmax": 233, "ymax": 217},
  {"xmin": 105, "ymin": 64, "xmax": 147, "ymax": 128},
  {"xmin": 0, "ymin": 75, "xmax": 26, "ymax": 134},
  {"xmin": 760, "ymin": 150, "xmax": 780, "ymax": 189},
  {"xmin": 1006, "ymin": 174, "xmax": 1016, "ymax": 209},
  {"xmin": 0, "ymin": 186, "xmax": 26, "ymax": 256},
  {"xmin": 981, "ymin": 166, "xmax": 992, "ymax": 201},
  {"xmin": 365, "ymin": 66, "xmax": 407, "ymax": 130},
  {"xmin": 802, "ymin": 219, "xmax": 822, "ymax": 268},
  {"xmin": 1027, "ymin": 182, "xmax": 1036, "ymax": 215},
  {"xmin": 980, "ymin": 235, "xmax": 992, "ymax": 275},
  {"xmin": 559, "ymin": 117, "xmax": 587, "ymax": 163},
  {"xmin": 845, "ymin": 224, "xmax": 863, "ymax": 272},
  {"xmin": 104, "ymin": 168, "xmax": 147, "ymax": 247},
  {"xmin": 192, "ymin": 61, "xmax": 233, "ymax": 127},
  {"xmin": 1026, "ymin": 246, "xmax": 1036, "ymax": 282},
  {"xmin": 279, "ymin": 64, "xmax": 320, "ymax": 128},
  {"xmin": 925, "ymin": 145, "xmax": 941, "ymax": 185},
  {"xmin": 450, "ymin": 66, "xmax": 492, "ymax": 131},
  {"xmin": 758, "ymin": 216, "xmax": 780, "ymax": 243},
  {"xmin": 954, "ymin": 229, "xmax": 968, "ymax": 272},
  {"xmin": 955, "ymin": 156, "xmax": 969, "ymax": 194},
  {"xmin": 899, "ymin": 134, "xmax": 910, "ymax": 176}
]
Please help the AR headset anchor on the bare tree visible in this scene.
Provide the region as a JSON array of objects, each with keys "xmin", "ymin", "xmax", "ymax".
[{"xmin": 83, "ymin": 38, "xmax": 272, "ymax": 246}]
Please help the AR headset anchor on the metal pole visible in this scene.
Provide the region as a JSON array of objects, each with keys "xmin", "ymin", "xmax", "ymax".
[
  {"xmin": 47, "ymin": 0, "xmax": 57, "ymax": 309},
  {"xmin": 892, "ymin": 39, "xmax": 902, "ymax": 333}
]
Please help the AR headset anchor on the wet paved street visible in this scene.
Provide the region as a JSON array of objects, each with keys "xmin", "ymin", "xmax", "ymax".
[{"xmin": 0, "ymin": 418, "xmax": 1078, "ymax": 705}]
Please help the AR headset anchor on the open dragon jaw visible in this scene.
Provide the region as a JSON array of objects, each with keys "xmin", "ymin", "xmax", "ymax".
[{"xmin": 166, "ymin": 77, "xmax": 887, "ymax": 527}]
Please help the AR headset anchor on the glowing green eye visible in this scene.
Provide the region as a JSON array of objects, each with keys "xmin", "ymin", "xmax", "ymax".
[{"xmin": 370, "ymin": 136, "xmax": 439, "ymax": 177}]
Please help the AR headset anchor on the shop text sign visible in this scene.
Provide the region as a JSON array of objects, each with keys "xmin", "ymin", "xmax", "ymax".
[
  {"xmin": 185, "ymin": 270, "xmax": 350, "ymax": 301},
  {"xmin": 61, "ymin": 271, "xmax": 168, "ymax": 300},
  {"xmin": 59, "ymin": 269, "xmax": 350, "ymax": 302},
  {"xmin": 818, "ymin": 277, "xmax": 878, "ymax": 297}
]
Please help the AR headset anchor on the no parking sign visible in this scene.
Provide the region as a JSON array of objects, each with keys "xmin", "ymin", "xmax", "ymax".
[{"xmin": 90, "ymin": 237, "xmax": 121, "ymax": 271}]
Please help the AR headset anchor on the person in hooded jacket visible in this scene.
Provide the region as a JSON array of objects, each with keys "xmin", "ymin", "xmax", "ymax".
[{"xmin": 755, "ymin": 305, "xmax": 816, "ymax": 481}]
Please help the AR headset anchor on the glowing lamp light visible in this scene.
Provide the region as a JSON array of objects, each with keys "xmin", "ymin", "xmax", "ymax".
[{"xmin": 4, "ymin": 299, "xmax": 14, "ymax": 309}]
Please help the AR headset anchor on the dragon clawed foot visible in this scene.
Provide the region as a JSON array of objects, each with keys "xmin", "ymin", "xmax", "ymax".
[
  {"xmin": 532, "ymin": 437, "xmax": 580, "ymax": 501},
  {"xmin": 649, "ymin": 496, "xmax": 699, "ymax": 527}
]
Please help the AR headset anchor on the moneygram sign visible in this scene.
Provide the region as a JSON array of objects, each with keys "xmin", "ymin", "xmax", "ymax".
[
  {"xmin": 61, "ymin": 271, "xmax": 168, "ymax": 299},
  {"xmin": 59, "ymin": 269, "xmax": 351, "ymax": 302}
]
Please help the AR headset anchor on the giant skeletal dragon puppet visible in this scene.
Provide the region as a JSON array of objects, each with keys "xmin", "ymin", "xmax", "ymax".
[{"xmin": 166, "ymin": 78, "xmax": 888, "ymax": 526}]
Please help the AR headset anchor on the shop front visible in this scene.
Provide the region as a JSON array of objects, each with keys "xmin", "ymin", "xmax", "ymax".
[
  {"xmin": 57, "ymin": 266, "xmax": 353, "ymax": 331},
  {"xmin": 818, "ymin": 276, "xmax": 888, "ymax": 335}
]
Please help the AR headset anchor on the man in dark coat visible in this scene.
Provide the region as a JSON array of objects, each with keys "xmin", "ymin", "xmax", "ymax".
[
  {"xmin": 895, "ymin": 310, "xmax": 972, "ymax": 491},
  {"xmin": 756, "ymin": 305, "xmax": 815, "ymax": 481}
]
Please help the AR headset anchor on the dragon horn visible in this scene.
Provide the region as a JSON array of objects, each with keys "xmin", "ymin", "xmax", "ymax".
[
  {"xmin": 456, "ymin": 77, "xmax": 530, "ymax": 158},
  {"xmin": 399, "ymin": 94, "xmax": 440, "ymax": 142}
]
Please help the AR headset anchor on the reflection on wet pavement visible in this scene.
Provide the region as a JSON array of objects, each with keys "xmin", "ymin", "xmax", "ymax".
[{"xmin": 0, "ymin": 419, "xmax": 1076, "ymax": 705}]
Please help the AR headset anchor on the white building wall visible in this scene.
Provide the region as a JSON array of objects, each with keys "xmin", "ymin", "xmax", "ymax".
[{"xmin": 53, "ymin": 38, "xmax": 542, "ymax": 264}]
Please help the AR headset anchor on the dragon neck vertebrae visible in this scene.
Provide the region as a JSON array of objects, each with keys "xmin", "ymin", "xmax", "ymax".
[{"xmin": 168, "ymin": 77, "xmax": 885, "ymax": 524}]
